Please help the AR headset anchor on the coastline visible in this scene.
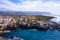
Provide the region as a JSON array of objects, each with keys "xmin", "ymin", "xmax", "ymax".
[{"xmin": 0, "ymin": 15, "xmax": 59, "ymax": 35}]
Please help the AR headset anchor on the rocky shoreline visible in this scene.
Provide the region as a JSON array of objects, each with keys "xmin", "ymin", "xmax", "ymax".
[{"xmin": 3, "ymin": 21, "xmax": 59, "ymax": 31}]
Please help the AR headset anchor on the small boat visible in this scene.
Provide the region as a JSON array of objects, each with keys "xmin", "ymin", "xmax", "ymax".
[
  {"xmin": 0, "ymin": 30, "xmax": 10, "ymax": 33},
  {"xmin": 3, "ymin": 30, "xmax": 10, "ymax": 33}
]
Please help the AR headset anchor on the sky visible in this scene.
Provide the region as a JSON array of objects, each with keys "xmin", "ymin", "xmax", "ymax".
[{"xmin": 0, "ymin": 0, "xmax": 60, "ymax": 16}]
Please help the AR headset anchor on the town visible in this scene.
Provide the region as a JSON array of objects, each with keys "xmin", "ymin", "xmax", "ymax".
[{"xmin": 0, "ymin": 15, "xmax": 59, "ymax": 31}]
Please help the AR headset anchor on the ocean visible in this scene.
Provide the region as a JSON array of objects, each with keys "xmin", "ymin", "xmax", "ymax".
[{"xmin": 3, "ymin": 29, "xmax": 60, "ymax": 40}]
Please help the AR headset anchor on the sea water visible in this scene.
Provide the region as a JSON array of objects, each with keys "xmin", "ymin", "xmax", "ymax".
[{"xmin": 3, "ymin": 29, "xmax": 60, "ymax": 40}]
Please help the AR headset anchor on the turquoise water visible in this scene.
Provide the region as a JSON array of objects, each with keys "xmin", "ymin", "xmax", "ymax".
[{"xmin": 3, "ymin": 29, "xmax": 60, "ymax": 40}]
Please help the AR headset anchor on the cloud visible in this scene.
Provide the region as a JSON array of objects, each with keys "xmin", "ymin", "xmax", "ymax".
[{"xmin": 0, "ymin": 0, "xmax": 60, "ymax": 16}]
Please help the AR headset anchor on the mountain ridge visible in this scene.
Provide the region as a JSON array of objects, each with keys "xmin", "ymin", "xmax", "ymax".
[{"xmin": 0, "ymin": 11, "xmax": 54, "ymax": 17}]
